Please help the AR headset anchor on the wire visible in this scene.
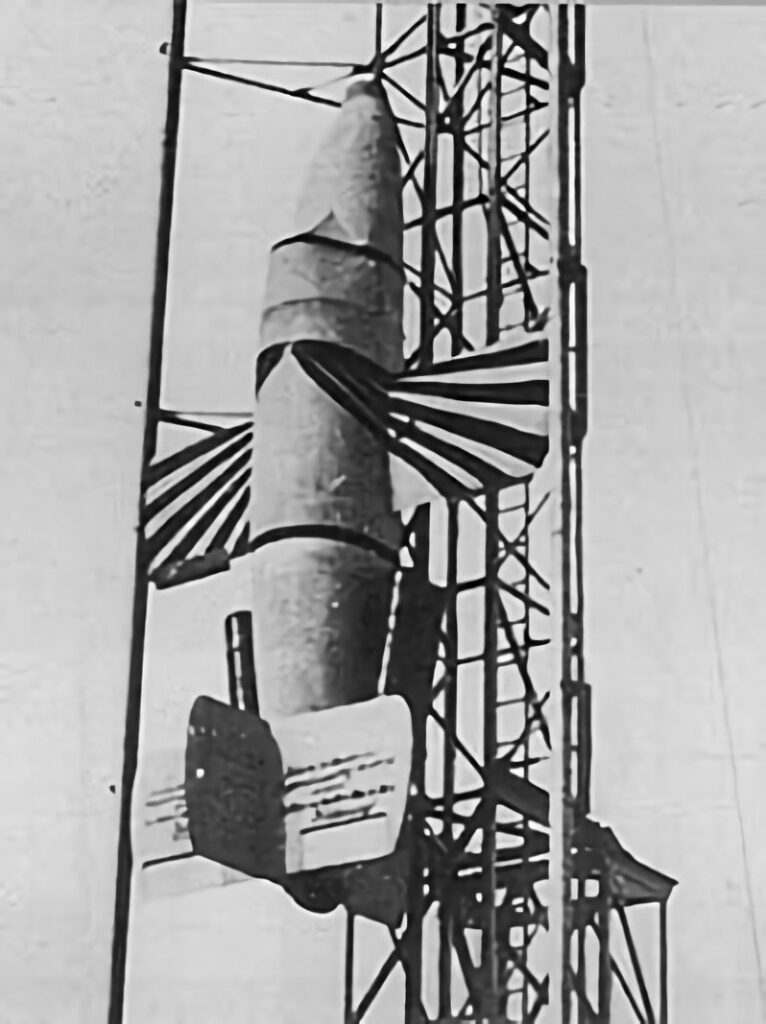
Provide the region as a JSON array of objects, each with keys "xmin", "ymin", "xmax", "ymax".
[
  {"xmin": 184, "ymin": 55, "xmax": 361, "ymax": 69},
  {"xmin": 642, "ymin": 11, "xmax": 765, "ymax": 1013}
]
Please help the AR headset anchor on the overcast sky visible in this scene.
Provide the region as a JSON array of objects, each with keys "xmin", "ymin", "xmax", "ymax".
[{"xmin": 1, "ymin": 4, "xmax": 765, "ymax": 1023}]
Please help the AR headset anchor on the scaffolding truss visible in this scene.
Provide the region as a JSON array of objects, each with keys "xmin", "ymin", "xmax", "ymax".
[{"xmin": 109, "ymin": 5, "xmax": 676, "ymax": 1024}]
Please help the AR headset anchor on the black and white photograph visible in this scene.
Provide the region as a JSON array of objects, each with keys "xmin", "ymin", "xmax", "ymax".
[{"xmin": 1, "ymin": 3, "xmax": 764, "ymax": 1022}]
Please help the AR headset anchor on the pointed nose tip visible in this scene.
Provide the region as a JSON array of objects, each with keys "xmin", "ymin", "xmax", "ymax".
[
  {"xmin": 286, "ymin": 69, "xmax": 402, "ymax": 261},
  {"xmin": 344, "ymin": 74, "xmax": 384, "ymax": 103}
]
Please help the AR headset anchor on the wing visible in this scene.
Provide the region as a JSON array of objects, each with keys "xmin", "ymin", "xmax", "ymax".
[
  {"xmin": 142, "ymin": 420, "xmax": 252, "ymax": 588},
  {"xmin": 292, "ymin": 331, "xmax": 549, "ymax": 512}
]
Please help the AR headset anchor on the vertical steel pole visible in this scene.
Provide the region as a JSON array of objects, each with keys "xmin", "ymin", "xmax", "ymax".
[
  {"xmin": 449, "ymin": 3, "xmax": 466, "ymax": 371},
  {"xmin": 374, "ymin": 3, "xmax": 383, "ymax": 58},
  {"xmin": 572, "ymin": 0, "xmax": 589, "ymax": 822},
  {"xmin": 523, "ymin": 22, "xmax": 532, "ymax": 319},
  {"xmin": 548, "ymin": 3, "xmax": 575, "ymax": 1022},
  {"xmin": 418, "ymin": 4, "xmax": 440, "ymax": 369},
  {"xmin": 522, "ymin": 482, "xmax": 533, "ymax": 1022},
  {"xmin": 438, "ymin": 6, "xmax": 466, "ymax": 1019},
  {"xmin": 598, "ymin": 869, "xmax": 612, "ymax": 1022},
  {"xmin": 344, "ymin": 912, "xmax": 355, "ymax": 1024},
  {"xmin": 107, "ymin": 2, "xmax": 187, "ymax": 1022},
  {"xmin": 576, "ymin": 872, "xmax": 586, "ymax": 1024},
  {"xmin": 659, "ymin": 901, "xmax": 669, "ymax": 1024},
  {"xmin": 481, "ymin": 9, "xmax": 503, "ymax": 1021}
]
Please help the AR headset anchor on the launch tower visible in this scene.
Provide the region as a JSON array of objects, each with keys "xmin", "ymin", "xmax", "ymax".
[{"xmin": 109, "ymin": 5, "xmax": 676, "ymax": 1023}]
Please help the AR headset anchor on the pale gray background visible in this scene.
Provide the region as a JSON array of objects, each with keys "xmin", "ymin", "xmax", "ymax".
[{"xmin": 1, "ymin": 3, "xmax": 765, "ymax": 1022}]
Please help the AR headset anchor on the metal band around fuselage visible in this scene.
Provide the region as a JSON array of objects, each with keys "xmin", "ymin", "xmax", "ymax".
[
  {"xmin": 270, "ymin": 231, "xmax": 405, "ymax": 278},
  {"xmin": 248, "ymin": 524, "xmax": 401, "ymax": 566}
]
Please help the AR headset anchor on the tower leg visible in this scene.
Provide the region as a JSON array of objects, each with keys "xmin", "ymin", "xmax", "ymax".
[{"xmin": 107, "ymin": 3, "xmax": 187, "ymax": 1022}]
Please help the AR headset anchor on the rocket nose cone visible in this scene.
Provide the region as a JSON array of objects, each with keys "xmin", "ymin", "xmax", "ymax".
[{"xmin": 290, "ymin": 75, "xmax": 402, "ymax": 260}]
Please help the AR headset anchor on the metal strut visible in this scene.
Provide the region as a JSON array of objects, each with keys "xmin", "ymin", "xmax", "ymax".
[{"xmin": 107, "ymin": 2, "xmax": 188, "ymax": 1021}]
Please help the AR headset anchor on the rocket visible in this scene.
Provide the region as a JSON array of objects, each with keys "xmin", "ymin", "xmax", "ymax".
[
  {"xmin": 140, "ymin": 74, "xmax": 549, "ymax": 911},
  {"xmin": 250, "ymin": 77, "xmax": 405, "ymax": 720}
]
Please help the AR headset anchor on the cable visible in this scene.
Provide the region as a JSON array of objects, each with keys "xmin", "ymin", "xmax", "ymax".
[{"xmin": 642, "ymin": 11, "xmax": 765, "ymax": 1015}]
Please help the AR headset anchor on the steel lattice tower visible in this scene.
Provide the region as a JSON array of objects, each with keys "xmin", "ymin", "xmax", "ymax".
[{"xmin": 109, "ymin": 5, "xmax": 675, "ymax": 1024}]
